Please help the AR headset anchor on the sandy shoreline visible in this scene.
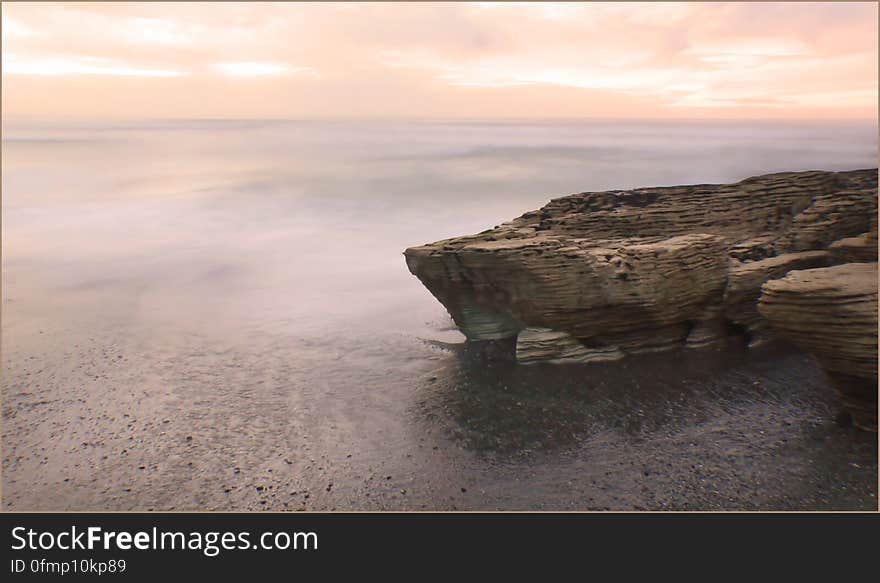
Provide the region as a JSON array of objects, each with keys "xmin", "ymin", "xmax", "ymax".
[{"xmin": 4, "ymin": 321, "xmax": 876, "ymax": 511}]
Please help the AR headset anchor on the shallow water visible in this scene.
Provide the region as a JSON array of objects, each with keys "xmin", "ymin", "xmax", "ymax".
[{"xmin": 2, "ymin": 118, "xmax": 877, "ymax": 510}]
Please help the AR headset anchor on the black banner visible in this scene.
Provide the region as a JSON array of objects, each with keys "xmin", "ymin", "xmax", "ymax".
[{"xmin": 1, "ymin": 513, "xmax": 877, "ymax": 578}]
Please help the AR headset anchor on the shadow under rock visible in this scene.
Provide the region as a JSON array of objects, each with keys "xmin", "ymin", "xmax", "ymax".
[{"xmin": 414, "ymin": 337, "xmax": 857, "ymax": 459}]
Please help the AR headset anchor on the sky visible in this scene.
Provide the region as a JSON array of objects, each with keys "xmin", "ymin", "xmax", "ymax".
[{"xmin": 2, "ymin": 1, "xmax": 877, "ymax": 120}]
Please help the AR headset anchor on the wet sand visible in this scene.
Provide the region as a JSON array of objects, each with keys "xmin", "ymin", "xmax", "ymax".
[{"xmin": 4, "ymin": 321, "xmax": 876, "ymax": 511}]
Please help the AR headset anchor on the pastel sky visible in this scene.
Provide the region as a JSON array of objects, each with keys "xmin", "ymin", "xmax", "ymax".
[{"xmin": 2, "ymin": 1, "xmax": 877, "ymax": 119}]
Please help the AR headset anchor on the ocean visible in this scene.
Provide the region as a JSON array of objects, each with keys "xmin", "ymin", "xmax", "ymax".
[{"xmin": 2, "ymin": 118, "xmax": 877, "ymax": 510}]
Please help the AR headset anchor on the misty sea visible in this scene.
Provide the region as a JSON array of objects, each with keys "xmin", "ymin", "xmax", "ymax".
[{"xmin": 2, "ymin": 118, "xmax": 877, "ymax": 510}]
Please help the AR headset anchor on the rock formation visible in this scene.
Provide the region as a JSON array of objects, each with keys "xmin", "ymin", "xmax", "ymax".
[
  {"xmin": 759, "ymin": 263, "xmax": 878, "ymax": 431},
  {"xmin": 404, "ymin": 169, "xmax": 878, "ymax": 425}
]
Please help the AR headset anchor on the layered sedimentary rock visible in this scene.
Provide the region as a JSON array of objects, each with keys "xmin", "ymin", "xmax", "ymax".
[
  {"xmin": 405, "ymin": 169, "xmax": 877, "ymax": 365},
  {"xmin": 516, "ymin": 327, "xmax": 624, "ymax": 364},
  {"xmin": 758, "ymin": 263, "xmax": 878, "ymax": 431},
  {"xmin": 828, "ymin": 222, "xmax": 878, "ymax": 264},
  {"xmin": 724, "ymin": 250, "xmax": 834, "ymax": 346}
]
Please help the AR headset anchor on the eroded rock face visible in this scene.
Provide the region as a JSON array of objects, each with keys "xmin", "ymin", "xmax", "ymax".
[
  {"xmin": 405, "ymin": 169, "xmax": 877, "ymax": 366},
  {"xmin": 758, "ymin": 263, "xmax": 878, "ymax": 431},
  {"xmin": 724, "ymin": 250, "xmax": 834, "ymax": 347},
  {"xmin": 516, "ymin": 327, "xmax": 625, "ymax": 365}
]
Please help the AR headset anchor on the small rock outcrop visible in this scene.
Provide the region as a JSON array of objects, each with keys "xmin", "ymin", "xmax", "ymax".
[
  {"xmin": 405, "ymin": 168, "xmax": 878, "ymax": 430},
  {"xmin": 406, "ymin": 168, "xmax": 876, "ymax": 353},
  {"xmin": 759, "ymin": 263, "xmax": 878, "ymax": 431}
]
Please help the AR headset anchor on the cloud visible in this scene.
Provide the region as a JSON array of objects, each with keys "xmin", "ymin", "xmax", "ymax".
[
  {"xmin": 1, "ymin": 17, "xmax": 33, "ymax": 38},
  {"xmin": 3, "ymin": 54, "xmax": 188, "ymax": 77},
  {"xmin": 1, "ymin": 2, "xmax": 876, "ymax": 119},
  {"xmin": 120, "ymin": 17, "xmax": 200, "ymax": 46},
  {"xmin": 210, "ymin": 62, "xmax": 318, "ymax": 77}
]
